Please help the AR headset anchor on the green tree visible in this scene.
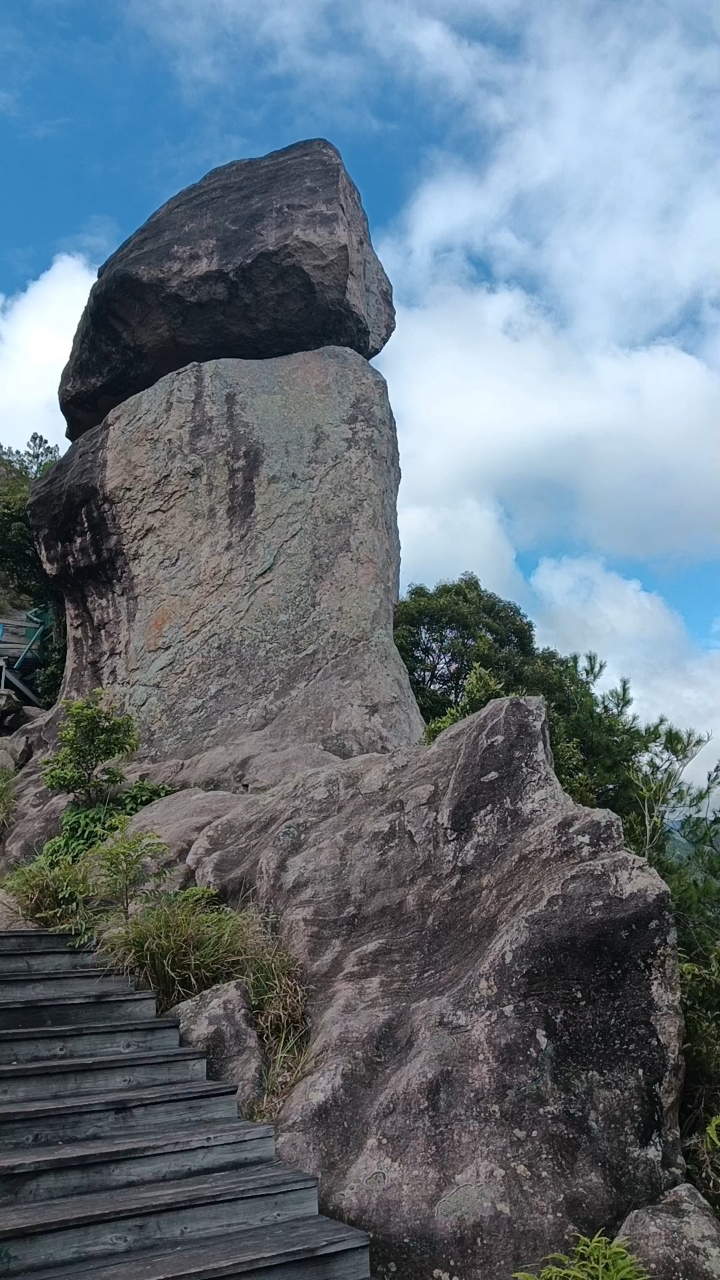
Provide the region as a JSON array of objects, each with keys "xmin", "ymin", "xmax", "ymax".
[
  {"xmin": 41, "ymin": 690, "xmax": 139, "ymax": 807},
  {"xmin": 394, "ymin": 573, "xmax": 535, "ymax": 723},
  {"xmin": 0, "ymin": 433, "xmax": 65, "ymax": 703},
  {"xmin": 395, "ymin": 575, "xmax": 646, "ymax": 815},
  {"xmin": 0, "ymin": 433, "xmax": 59, "ymax": 604}
]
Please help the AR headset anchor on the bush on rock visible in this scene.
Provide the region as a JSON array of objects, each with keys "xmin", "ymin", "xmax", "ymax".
[{"xmin": 513, "ymin": 1233, "xmax": 649, "ymax": 1280}]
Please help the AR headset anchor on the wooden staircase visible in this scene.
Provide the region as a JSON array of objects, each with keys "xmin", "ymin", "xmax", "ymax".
[{"xmin": 0, "ymin": 930, "xmax": 369, "ymax": 1279}]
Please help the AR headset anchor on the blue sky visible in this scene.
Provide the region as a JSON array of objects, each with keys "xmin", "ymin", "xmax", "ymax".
[{"xmin": 1, "ymin": 0, "xmax": 718, "ymax": 771}]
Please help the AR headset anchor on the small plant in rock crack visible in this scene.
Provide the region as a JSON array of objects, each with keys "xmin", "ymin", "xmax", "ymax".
[
  {"xmin": 41, "ymin": 689, "xmax": 139, "ymax": 807},
  {"xmin": 512, "ymin": 1233, "xmax": 649, "ymax": 1280},
  {"xmin": 84, "ymin": 820, "xmax": 169, "ymax": 927}
]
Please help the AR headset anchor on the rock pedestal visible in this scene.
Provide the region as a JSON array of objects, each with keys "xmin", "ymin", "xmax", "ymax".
[
  {"xmin": 33, "ymin": 347, "xmax": 424, "ymax": 761},
  {"xmin": 181, "ymin": 696, "xmax": 684, "ymax": 1278}
]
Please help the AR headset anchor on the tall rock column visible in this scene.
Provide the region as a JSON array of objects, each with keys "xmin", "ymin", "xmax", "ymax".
[{"xmin": 32, "ymin": 347, "xmax": 423, "ymax": 759}]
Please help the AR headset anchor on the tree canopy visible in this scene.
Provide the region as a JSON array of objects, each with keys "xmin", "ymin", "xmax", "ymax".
[
  {"xmin": 0, "ymin": 434, "xmax": 65, "ymax": 703},
  {"xmin": 0, "ymin": 433, "xmax": 59, "ymax": 610}
]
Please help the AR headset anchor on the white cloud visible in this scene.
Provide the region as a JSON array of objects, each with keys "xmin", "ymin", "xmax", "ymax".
[
  {"xmin": 0, "ymin": 254, "xmax": 94, "ymax": 454},
  {"xmin": 383, "ymin": 286, "xmax": 719, "ymax": 563},
  {"xmin": 131, "ymin": 0, "xmax": 719, "ymax": 351},
  {"xmin": 530, "ymin": 556, "xmax": 720, "ymax": 783},
  {"xmin": 398, "ymin": 496, "xmax": 524, "ymax": 598}
]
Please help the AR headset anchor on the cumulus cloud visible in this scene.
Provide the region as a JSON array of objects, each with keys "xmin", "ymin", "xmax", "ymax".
[
  {"xmin": 0, "ymin": 254, "xmax": 94, "ymax": 453},
  {"xmin": 530, "ymin": 556, "xmax": 720, "ymax": 782},
  {"xmin": 382, "ymin": 286, "xmax": 720, "ymax": 563},
  {"xmin": 125, "ymin": 0, "xmax": 719, "ymax": 753}
]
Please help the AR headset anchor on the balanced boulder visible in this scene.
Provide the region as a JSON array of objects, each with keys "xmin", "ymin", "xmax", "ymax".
[{"xmin": 59, "ymin": 139, "xmax": 395, "ymax": 439}]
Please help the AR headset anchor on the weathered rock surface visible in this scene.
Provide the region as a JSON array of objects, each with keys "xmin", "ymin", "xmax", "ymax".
[
  {"xmin": 171, "ymin": 981, "xmax": 264, "ymax": 1112},
  {"xmin": 616, "ymin": 1183, "xmax": 720, "ymax": 1279},
  {"xmin": 126, "ymin": 788, "xmax": 239, "ymax": 876},
  {"xmin": 59, "ymin": 139, "xmax": 395, "ymax": 439},
  {"xmin": 177, "ymin": 696, "xmax": 684, "ymax": 1279},
  {"xmin": 33, "ymin": 348, "xmax": 424, "ymax": 761},
  {"xmin": 0, "ymin": 691, "xmax": 25, "ymax": 734}
]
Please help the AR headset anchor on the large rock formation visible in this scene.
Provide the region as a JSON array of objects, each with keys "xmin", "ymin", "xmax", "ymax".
[
  {"xmin": 1, "ymin": 137, "xmax": 695, "ymax": 1277},
  {"xmin": 33, "ymin": 348, "xmax": 424, "ymax": 760},
  {"xmin": 177, "ymin": 697, "xmax": 683, "ymax": 1277},
  {"xmin": 59, "ymin": 139, "xmax": 395, "ymax": 439}
]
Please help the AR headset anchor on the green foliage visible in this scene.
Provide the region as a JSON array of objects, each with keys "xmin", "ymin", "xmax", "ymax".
[
  {"xmin": 41, "ymin": 691, "xmax": 139, "ymax": 806},
  {"xmin": 0, "ymin": 769, "xmax": 15, "ymax": 834},
  {"xmin": 3, "ymin": 743, "xmax": 306, "ymax": 1119},
  {"xmin": 118, "ymin": 778, "xmax": 177, "ymax": 815},
  {"xmin": 0, "ymin": 434, "xmax": 65, "ymax": 701},
  {"xmin": 102, "ymin": 887, "xmax": 308, "ymax": 1117},
  {"xmin": 0, "ymin": 434, "xmax": 60, "ymax": 609},
  {"xmin": 2, "ymin": 851, "xmax": 93, "ymax": 938},
  {"xmin": 42, "ymin": 805, "xmax": 125, "ymax": 866},
  {"xmin": 85, "ymin": 820, "xmax": 169, "ymax": 926},
  {"xmin": 34, "ymin": 623, "xmax": 68, "ymax": 707},
  {"xmin": 395, "ymin": 577, "xmax": 647, "ymax": 815},
  {"xmin": 395, "ymin": 573, "xmax": 535, "ymax": 723},
  {"xmin": 513, "ymin": 1233, "xmax": 649, "ymax": 1280},
  {"xmin": 2, "ymin": 816, "xmax": 170, "ymax": 942}
]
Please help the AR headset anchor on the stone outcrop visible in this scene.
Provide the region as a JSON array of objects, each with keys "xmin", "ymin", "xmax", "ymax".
[
  {"xmin": 616, "ymin": 1183, "xmax": 720, "ymax": 1279},
  {"xmin": 126, "ymin": 788, "xmax": 240, "ymax": 886},
  {"xmin": 33, "ymin": 348, "xmax": 424, "ymax": 761},
  {"xmin": 171, "ymin": 981, "xmax": 265, "ymax": 1112},
  {"xmin": 67, "ymin": 696, "xmax": 680, "ymax": 1279},
  {"xmin": 1, "ymin": 138, "xmax": 695, "ymax": 1278},
  {"xmin": 59, "ymin": 139, "xmax": 395, "ymax": 439}
]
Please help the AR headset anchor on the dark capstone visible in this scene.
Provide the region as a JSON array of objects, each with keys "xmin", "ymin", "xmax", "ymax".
[{"xmin": 59, "ymin": 139, "xmax": 395, "ymax": 439}]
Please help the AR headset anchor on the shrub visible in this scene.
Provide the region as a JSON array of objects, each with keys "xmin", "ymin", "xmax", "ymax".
[
  {"xmin": 513, "ymin": 1233, "xmax": 649, "ymax": 1280},
  {"xmin": 41, "ymin": 690, "xmax": 139, "ymax": 806},
  {"xmin": 3, "ymin": 852, "xmax": 92, "ymax": 938},
  {"xmin": 0, "ymin": 768, "xmax": 15, "ymax": 833},
  {"xmin": 41, "ymin": 780, "xmax": 177, "ymax": 868},
  {"xmin": 101, "ymin": 888, "xmax": 308, "ymax": 1117},
  {"xmin": 85, "ymin": 821, "xmax": 169, "ymax": 925},
  {"xmin": 119, "ymin": 779, "xmax": 177, "ymax": 815}
]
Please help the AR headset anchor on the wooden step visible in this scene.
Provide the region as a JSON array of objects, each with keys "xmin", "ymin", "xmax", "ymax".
[
  {"xmin": 13, "ymin": 1214, "xmax": 370, "ymax": 1280},
  {"xmin": 0, "ymin": 1122, "xmax": 275, "ymax": 1205},
  {"xmin": 0, "ymin": 946, "xmax": 99, "ymax": 974},
  {"xmin": 0, "ymin": 926, "xmax": 366, "ymax": 1280},
  {"xmin": 0, "ymin": 969, "xmax": 133, "ymax": 1001},
  {"xmin": 0, "ymin": 1080, "xmax": 238, "ymax": 1146},
  {"xmin": 0, "ymin": 931, "xmax": 76, "ymax": 953},
  {"xmin": 0, "ymin": 989, "xmax": 157, "ymax": 1030},
  {"xmin": 0, "ymin": 1164, "xmax": 318, "ymax": 1274},
  {"xmin": 0, "ymin": 1046, "xmax": 208, "ymax": 1100},
  {"xmin": 0, "ymin": 1016, "xmax": 180, "ymax": 1063}
]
